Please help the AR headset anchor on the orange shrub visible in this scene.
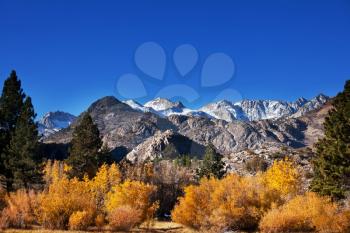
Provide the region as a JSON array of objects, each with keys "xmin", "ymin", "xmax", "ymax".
[
  {"xmin": 0, "ymin": 189, "xmax": 38, "ymax": 229},
  {"xmin": 105, "ymin": 180, "xmax": 158, "ymax": 225},
  {"xmin": 40, "ymin": 161, "xmax": 126, "ymax": 229},
  {"xmin": 171, "ymin": 177, "xmax": 219, "ymax": 229},
  {"xmin": 38, "ymin": 176, "xmax": 95, "ymax": 229},
  {"xmin": 68, "ymin": 210, "xmax": 92, "ymax": 230},
  {"xmin": 209, "ymin": 175, "xmax": 281, "ymax": 231},
  {"xmin": 172, "ymin": 174, "xmax": 282, "ymax": 231},
  {"xmin": 0, "ymin": 212, "xmax": 8, "ymax": 230},
  {"xmin": 259, "ymin": 192, "xmax": 350, "ymax": 233},
  {"xmin": 108, "ymin": 205, "xmax": 142, "ymax": 231}
]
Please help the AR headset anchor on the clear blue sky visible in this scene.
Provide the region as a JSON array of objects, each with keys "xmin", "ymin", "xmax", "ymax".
[{"xmin": 0, "ymin": 0, "xmax": 349, "ymax": 118}]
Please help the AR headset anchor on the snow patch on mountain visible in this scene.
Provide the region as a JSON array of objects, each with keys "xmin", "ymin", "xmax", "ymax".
[
  {"xmin": 124, "ymin": 94, "xmax": 329, "ymax": 122},
  {"xmin": 199, "ymin": 100, "xmax": 248, "ymax": 122},
  {"xmin": 144, "ymin": 98, "xmax": 197, "ymax": 117}
]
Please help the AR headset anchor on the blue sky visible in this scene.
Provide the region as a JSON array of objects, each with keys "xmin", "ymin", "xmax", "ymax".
[{"xmin": 0, "ymin": 0, "xmax": 349, "ymax": 118}]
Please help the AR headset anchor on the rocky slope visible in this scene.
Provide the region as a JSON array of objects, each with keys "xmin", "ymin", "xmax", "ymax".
[
  {"xmin": 126, "ymin": 130, "xmax": 205, "ymax": 163},
  {"xmin": 44, "ymin": 96, "xmax": 175, "ymax": 150},
  {"xmin": 126, "ymin": 100, "xmax": 330, "ymax": 162}
]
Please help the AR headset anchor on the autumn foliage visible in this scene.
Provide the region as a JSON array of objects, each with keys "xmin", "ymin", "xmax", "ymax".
[
  {"xmin": 38, "ymin": 169, "xmax": 95, "ymax": 229},
  {"xmin": 260, "ymin": 192, "xmax": 350, "ymax": 233},
  {"xmin": 106, "ymin": 180, "xmax": 158, "ymax": 226},
  {"xmin": 68, "ymin": 211, "xmax": 92, "ymax": 230},
  {"xmin": 261, "ymin": 157, "xmax": 302, "ymax": 196},
  {"xmin": 0, "ymin": 189, "xmax": 38, "ymax": 229},
  {"xmin": 108, "ymin": 205, "xmax": 142, "ymax": 231},
  {"xmin": 0, "ymin": 158, "xmax": 350, "ymax": 232},
  {"xmin": 172, "ymin": 174, "xmax": 282, "ymax": 231},
  {"xmin": 172, "ymin": 158, "xmax": 302, "ymax": 231}
]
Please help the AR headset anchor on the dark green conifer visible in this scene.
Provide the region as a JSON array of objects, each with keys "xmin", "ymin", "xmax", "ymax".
[
  {"xmin": 311, "ymin": 80, "xmax": 350, "ymax": 199},
  {"xmin": 4, "ymin": 97, "xmax": 41, "ymax": 189},
  {"xmin": 66, "ymin": 113, "xmax": 103, "ymax": 179},
  {"xmin": 196, "ymin": 144, "xmax": 225, "ymax": 180},
  {"xmin": 0, "ymin": 71, "xmax": 26, "ymax": 187}
]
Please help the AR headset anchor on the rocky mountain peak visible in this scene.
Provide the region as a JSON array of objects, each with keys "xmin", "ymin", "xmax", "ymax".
[
  {"xmin": 294, "ymin": 97, "xmax": 308, "ymax": 107},
  {"xmin": 38, "ymin": 111, "xmax": 76, "ymax": 137},
  {"xmin": 87, "ymin": 96, "xmax": 122, "ymax": 113},
  {"xmin": 313, "ymin": 93, "xmax": 329, "ymax": 102},
  {"xmin": 144, "ymin": 97, "xmax": 184, "ymax": 111}
]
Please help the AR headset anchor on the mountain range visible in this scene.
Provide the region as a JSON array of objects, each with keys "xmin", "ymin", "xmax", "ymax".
[
  {"xmin": 39, "ymin": 94, "xmax": 328, "ymax": 138},
  {"xmin": 40, "ymin": 94, "xmax": 331, "ymax": 163},
  {"xmin": 123, "ymin": 94, "xmax": 328, "ymax": 121}
]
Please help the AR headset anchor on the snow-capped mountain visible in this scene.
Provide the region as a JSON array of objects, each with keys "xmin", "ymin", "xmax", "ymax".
[
  {"xmin": 38, "ymin": 111, "xmax": 77, "ymax": 137},
  {"xmin": 122, "ymin": 100, "xmax": 156, "ymax": 114},
  {"xmin": 291, "ymin": 94, "xmax": 329, "ymax": 118},
  {"xmin": 237, "ymin": 100, "xmax": 302, "ymax": 121},
  {"xmin": 199, "ymin": 100, "xmax": 248, "ymax": 122},
  {"xmin": 124, "ymin": 94, "xmax": 329, "ymax": 122},
  {"xmin": 144, "ymin": 97, "xmax": 184, "ymax": 111},
  {"xmin": 143, "ymin": 98, "xmax": 196, "ymax": 117}
]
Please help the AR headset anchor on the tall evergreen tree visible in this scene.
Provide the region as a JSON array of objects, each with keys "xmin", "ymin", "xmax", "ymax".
[
  {"xmin": 311, "ymin": 80, "xmax": 350, "ymax": 199},
  {"xmin": 196, "ymin": 144, "xmax": 225, "ymax": 180},
  {"xmin": 66, "ymin": 113, "xmax": 103, "ymax": 179},
  {"xmin": 0, "ymin": 71, "xmax": 25, "ymax": 184},
  {"xmin": 3, "ymin": 97, "xmax": 41, "ymax": 189},
  {"xmin": 0, "ymin": 71, "xmax": 25, "ymax": 131}
]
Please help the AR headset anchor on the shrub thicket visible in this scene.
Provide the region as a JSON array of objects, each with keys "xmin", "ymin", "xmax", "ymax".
[
  {"xmin": 38, "ymin": 160, "xmax": 121, "ymax": 229},
  {"xmin": 108, "ymin": 205, "xmax": 142, "ymax": 231},
  {"xmin": 172, "ymin": 158, "xmax": 301, "ymax": 232},
  {"xmin": 68, "ymin": 210, "xmax": 92, "ymax": 230},
  {"xmin": 106, "ymin": 180, "xmax": 158, "ymax": 225},
  {"xmin": 0, "ymin": 189, "xmax": 38, "ymax": 229},
  {"xmin": 260, "ymin": 192, "xmax": 350, "ymax": 233}
]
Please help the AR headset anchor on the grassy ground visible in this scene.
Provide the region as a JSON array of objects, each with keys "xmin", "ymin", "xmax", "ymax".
[{"xmin": 2, "ymin": 221, "xmax": 196, "ymax": 233}]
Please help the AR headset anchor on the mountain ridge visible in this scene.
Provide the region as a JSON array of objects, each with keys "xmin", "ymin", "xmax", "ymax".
[
  {"xmin": 42, "ymin": 95, "xmax": 331, "ymax": 162},
  {"xmin": 124, "ymin": 94, "xmax": 329, "ymax": 122}
]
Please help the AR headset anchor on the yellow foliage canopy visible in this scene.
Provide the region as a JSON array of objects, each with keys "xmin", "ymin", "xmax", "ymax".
[
  {"xmin": 260, "ymin": 192, "xmax": 350, "ymax": 233},
  {"xmin": 261, "ymin": 158, "xmax": 301, "ymax": 196},
  {"xmin": 38, "ymin": 161, "xmax": 122, "ymax": 229},
  {"xmin": 172, "ymin": 158, "xmax": 301, "ymax": 231},
  {"xmin": 105, "ymin": 180, "xmax": 158, "ymax": 223}
]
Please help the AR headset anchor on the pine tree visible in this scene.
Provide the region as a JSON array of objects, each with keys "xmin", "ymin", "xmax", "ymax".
[
  {"xmin": 3, "ymin": 97, "xmax": 42, "ymax": 189},
  {"xmin": 66, "ymin": 113, "xmax": 103, "ymax": 179},
  {"xmin": 196, "ymin": 144, "xmax": 225, "ymax": 180},
  {"xmin": 0, "ymin": 71, "xmax": 25, "ymax": 186},
  {"xmin": 311, "ymin": 80, "xmax": 350, "ymax": 199},
  {"xmin": 0, "ymin": 71, "xmax": 25, "ymax": 131}
]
